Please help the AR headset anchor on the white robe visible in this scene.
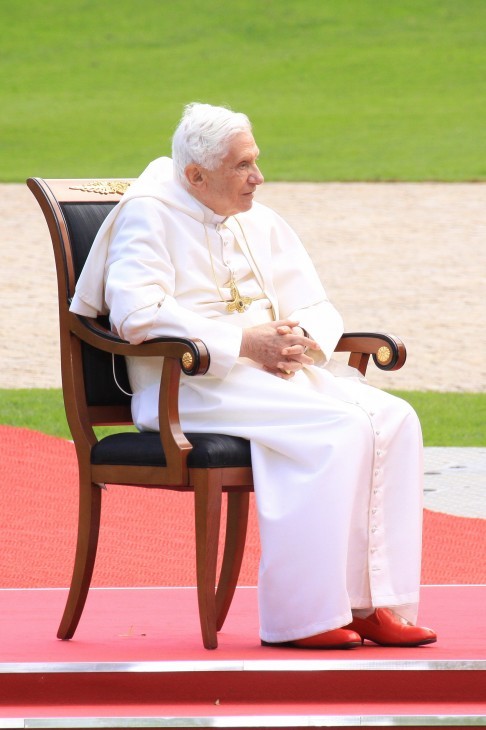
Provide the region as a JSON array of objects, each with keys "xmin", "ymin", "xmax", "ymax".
[{"xmin": 71, "ymin": 158, "xmax": 423, "ymax": 642}]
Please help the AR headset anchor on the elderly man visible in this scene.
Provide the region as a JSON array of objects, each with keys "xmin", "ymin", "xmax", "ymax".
[{"xmin": 71, "ymin": 102, "xmax": 437, "ymax": 649}]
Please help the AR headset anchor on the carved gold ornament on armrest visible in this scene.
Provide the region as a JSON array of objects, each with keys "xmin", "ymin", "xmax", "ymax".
[
  {"xmin": 182, "ymin": 352, "xmax": 195, "ymax": 370},
  {"xmin": 69, "ymin": 181, "xmax": 132, "ymax": 195},
  {"xmin": 376, "ymin": 345, "xmax": 392, "ymax": 365}
]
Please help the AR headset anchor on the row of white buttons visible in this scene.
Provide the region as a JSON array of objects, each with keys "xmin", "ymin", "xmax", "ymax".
[
  {"xmin": 360, "ymin": 404, "xmax": 385, "ymax": 583},
  {"xmin": 216, "ymin": 224, "xmax": 234, "ymax": 269}
]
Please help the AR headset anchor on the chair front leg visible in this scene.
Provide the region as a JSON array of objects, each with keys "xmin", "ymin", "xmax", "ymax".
[
  {"xmin": 216, "ymin": 491, "xmax": 250, "ymax": 631},
  {"xmin": 193, "ymin": 468, "xmax": 223, "ymax": 649},
  {"xmin": 57, "ymin": 471, "xmax": 102, "ymax": 640}
]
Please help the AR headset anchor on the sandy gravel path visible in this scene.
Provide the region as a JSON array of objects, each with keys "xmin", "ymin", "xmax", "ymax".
[{"xmin": 1, "ymin": 182, "xmax": 484, "ymax": 391}]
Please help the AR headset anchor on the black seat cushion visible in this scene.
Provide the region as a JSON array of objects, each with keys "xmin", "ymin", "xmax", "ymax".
[{"xmin": 91, "ymin": 431, "xmax": 252, "ymax": 469}]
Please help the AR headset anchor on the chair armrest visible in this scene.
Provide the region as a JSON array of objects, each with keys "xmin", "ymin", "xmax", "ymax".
[
  {"xmin": 335, "ymin": 332, "xmax": 406, "ymax": 376},
  {"xmin": 68, "ymin": 312, "xmax": 210, "ymax": 484},
  {"xmin": 69, "ymin": 312, "xmax": 209, "ymax": 375}
]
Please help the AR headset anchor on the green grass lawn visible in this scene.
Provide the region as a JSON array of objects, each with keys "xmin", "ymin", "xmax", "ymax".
[
  {"xmin": 2, "ymin": 5, "xmax": 484, "ymax": 444},
  {"xmin": 0, "ymin": 389, "xmax": 484, "ymax": 447},
  {"xmin": 2, "ymin": 0, "xmax": 485, "ymax": 181}
]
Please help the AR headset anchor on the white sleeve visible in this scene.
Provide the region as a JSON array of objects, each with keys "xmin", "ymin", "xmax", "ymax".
[
  {"xmin": 291, "ymin": 302, "xmax": 344, "ymax": 364},
  {"xmin": 268, "ymin": 212, "xmax": 344, "ymax": 362}
]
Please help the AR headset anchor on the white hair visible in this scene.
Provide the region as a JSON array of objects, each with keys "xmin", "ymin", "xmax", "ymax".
[{"xmin": 172, "ymin": 102, "xmax": 252, "ymax": 186}]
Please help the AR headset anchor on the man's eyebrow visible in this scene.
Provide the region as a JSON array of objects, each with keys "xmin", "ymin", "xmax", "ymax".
[{"xmin": 233, "ymin": 147, "xmax": 260, "ymax": 166}]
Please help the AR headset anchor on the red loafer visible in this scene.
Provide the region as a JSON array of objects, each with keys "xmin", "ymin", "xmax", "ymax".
[
  {"xmin": 345, "ymin": 608, "xmax": 437, "ymax": 647},
  {"xmin": 262, "ymin": 627, "xmax": 362, "ymax": 649}
]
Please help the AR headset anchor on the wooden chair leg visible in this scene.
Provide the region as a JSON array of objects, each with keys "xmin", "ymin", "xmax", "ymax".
[
  {"xmin": 57, "ymin": 478, "xmax": 102, "ymax": 639},
  {"xmin": 216, "ymin": 491, "xmax": 250, "ymax": 631},
  {"xmin": 193, "ymin": 469, "xmax": 223, "ymax": 649}
]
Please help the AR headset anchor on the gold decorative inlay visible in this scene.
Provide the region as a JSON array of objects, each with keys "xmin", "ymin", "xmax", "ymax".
[
  {"xmin": 376, "ymin": 345, "xmax": 392, "ymax": 364},
  {"xmin": 182, "ymin": 352, "xmax": 194, "ymax": 370},
  {"xmin": 69, "ymin": 180, "xmax": 131, "ymax": 195}
]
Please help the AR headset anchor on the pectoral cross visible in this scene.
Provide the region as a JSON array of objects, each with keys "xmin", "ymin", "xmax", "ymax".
[{"xmin": 226, "ymin": 276, "xmax": 253, "ymax": 313}]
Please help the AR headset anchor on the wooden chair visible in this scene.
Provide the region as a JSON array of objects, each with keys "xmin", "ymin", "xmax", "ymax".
[{"xmin": 27, "ymin": 176, "xmax": 407, "ymax": 649}]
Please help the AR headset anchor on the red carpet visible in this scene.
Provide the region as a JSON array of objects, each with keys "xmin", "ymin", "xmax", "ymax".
[
  {"xmin": 1, "ymin": 424, "xmax": 485, "ymax": 588},
  {"xmin": 2, "ymin": 587, "xmax": 485, "ymax": 721}
]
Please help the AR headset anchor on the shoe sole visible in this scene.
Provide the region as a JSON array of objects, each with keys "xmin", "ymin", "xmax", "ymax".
[
  {"xmin": 362, "ymin": 636, "xmax": 437, "ymax": 647},
  {"xmin": 261, "ymin": 640, "xmax": 361, "ymax": 650}
]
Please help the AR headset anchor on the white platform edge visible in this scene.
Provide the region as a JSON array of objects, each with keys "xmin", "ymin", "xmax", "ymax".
[{"xmin": 0, "ymin": 712, "xmax": 485, "ymax": 728}]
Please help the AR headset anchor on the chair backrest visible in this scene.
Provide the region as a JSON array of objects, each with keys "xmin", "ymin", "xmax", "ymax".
[
  {"xmin": 62, "ymin": 201, "xmax": 133, "ymax": 409},
  {"xmin": 27, "ymin": 178, "xmax": 135, "ymax": 423}
]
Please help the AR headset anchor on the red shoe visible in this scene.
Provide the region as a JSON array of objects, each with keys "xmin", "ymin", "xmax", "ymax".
[
  {"xmin": 345, "ymin": 608, "xmax": 437, "ymax": 647},
  {"xmin": 262, "ymin": 628, "xmax": 362, "ymax": 649}
]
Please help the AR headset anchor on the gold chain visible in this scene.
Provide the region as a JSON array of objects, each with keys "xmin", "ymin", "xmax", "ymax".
[{"xmin": 232, "ymin": 217, "xmax": 277, "ymax": 321}]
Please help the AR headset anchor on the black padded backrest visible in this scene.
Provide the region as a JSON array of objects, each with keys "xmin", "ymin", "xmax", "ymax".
[
  {"xmin": 61, "ymin": 201, "xmax": 131, "ymax": 409},
  {"xmin": 61, "ymin": 202, "xmax": 117, "ymax": 280}
]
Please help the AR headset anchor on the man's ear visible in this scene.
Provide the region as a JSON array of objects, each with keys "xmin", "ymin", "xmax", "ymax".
[{"xmin": 185, "ymin": 163, "xmax": 206, "ymax": 190}]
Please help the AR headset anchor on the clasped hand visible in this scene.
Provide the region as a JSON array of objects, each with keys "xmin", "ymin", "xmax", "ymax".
[{"xmin": 240, "ymin": 319, "xmax": 319, "ymax": 379}]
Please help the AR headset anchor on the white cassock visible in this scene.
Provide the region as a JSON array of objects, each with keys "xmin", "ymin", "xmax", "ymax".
[{"xmin": 71, "ymin": 157, "xmax": 424, "ymax": 643}]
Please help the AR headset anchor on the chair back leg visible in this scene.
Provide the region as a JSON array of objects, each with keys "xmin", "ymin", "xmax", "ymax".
[
  {"xmin": 57, "ymin": 476, "xmax": 102, "ymax": 639},
  {"xmin": 216, "ymin": 491, "xmax": 250, "ymax": 631}
]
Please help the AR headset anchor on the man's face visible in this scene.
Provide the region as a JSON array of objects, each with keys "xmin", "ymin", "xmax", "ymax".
[{"xmin": 187, "ymin": 131, "xmax": 264, "ymax": 217}]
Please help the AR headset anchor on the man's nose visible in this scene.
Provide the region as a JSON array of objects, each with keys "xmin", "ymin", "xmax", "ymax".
[{"xmin": 249, "ymin": 164, "xmax": 264, "ymax": 185}]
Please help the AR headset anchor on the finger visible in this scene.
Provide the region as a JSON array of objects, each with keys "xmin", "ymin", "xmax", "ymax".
[
  {"xmin": 280, "ymin": 332, "xmax": 320, "ymax": 350},
  {"xmin": 281, "ymin": 344, "xmax": 306, "ymax": 356},
  {"xmin": 264, "ymin": 365, "xmax": 294, "ymax": 380},
  {"xmin": 277, "ymin": 361, "xmax": 300, "ymax": 374},
  {"xmin": 280, "ymin": 351, "xmax": 315, "ymax": 367},
  {"xmin": 295, "ymin": 353, "xmax": 316, "ymax": 366},
  {"xmin": 278, "ymin": 354, "xmax": 314, "ymax": 370}
]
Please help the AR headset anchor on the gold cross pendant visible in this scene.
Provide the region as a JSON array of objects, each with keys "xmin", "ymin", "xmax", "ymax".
[{"xmin": 226, "ymin": 279, "xmax": 253, "ymax": 313}]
